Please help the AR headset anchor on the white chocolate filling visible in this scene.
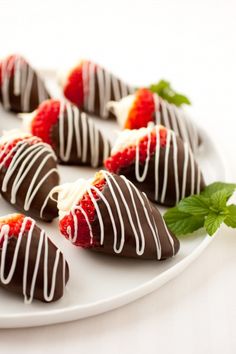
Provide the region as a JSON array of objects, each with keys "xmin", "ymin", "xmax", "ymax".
[
  {"xmin": 107, "ymin": 94, "xmax": 135, "ymax": 128},
  {"xmin": 111, "ymin": 124, "xmax": 155, "ymax": 155},
  {"xmin": 0, "ymin": 129, "xmax": 32, "ymax": 144},
  {"xmin": 51, "ymin": 178, "xmax": 93, "ymax": 219}
]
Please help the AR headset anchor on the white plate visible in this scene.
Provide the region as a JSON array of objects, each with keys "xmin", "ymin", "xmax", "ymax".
[{"xmin": 0, "ymin": 71, "xmax": 227, "ymax": 328}]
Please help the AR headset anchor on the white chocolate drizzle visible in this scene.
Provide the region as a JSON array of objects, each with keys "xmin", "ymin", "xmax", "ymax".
[
  {"xmin": 0, "ymin": 135, "xmax": 59, "ymax": 219},
  {"xmin": 108, "ymin": 92, "xmax": 200, "ymax": 153},
  {"xmin": 54, "ymin": 171, "xmax": 176, "ymax": 258},
  {"xmin": 0, "ymin": 55, "xmax": 49, "ymax": 112},
  {"xmin": 153, "ymin": 93, "xmax": 199, "ymax": 153},
  {"xmin": 111, "ymin": 125, "xmax": 202, "ymax": 205},
  {"xmin": 0, "ymin": 216, "xmax": 66, "ymax": 303},
  {"xmin": 58, "ymin": 101, "xmax": 110, "ymax": 166},
  {"xmin": 81, "ymin": 61, "xmax": 135, "ymax": 119}
]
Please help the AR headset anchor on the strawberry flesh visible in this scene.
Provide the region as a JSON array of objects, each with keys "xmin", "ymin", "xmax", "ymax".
[
  {"xmin": 104, "ymin": 127, "xmax": 167, "ymax": 174},
  {"xmin": 0, "ymin": 136, "xmax": 41, "ymax": 168},
  {"xmin": 63, "ymin": 62, "xmax": 85, "ymax": 108},
  {"xmin": 31, "ymin": 99, "xmax": 61, "ymax": 145},
  {"xmin": 0, "ymin": 55, "xmax": 26, "ymax": 87},
  {"xmin": 60, "ymin": 176, "xmax": 106, "ymax": 247},
  {"xmin": 0, "ymin": 214, "xmax": 32, "ymax": 248},
  {"xmin": 125, "ymin": 88, "xmax": 155, "ymax": 129}
]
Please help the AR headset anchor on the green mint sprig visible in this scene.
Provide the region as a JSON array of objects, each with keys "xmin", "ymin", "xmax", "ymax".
[
  {"xmin": 164, "ymin": 182, "xmax": 236, "ymax": 237},
  {"xmin": 149, "ymin": 80, "xmax": 191, "ymax": 107}
]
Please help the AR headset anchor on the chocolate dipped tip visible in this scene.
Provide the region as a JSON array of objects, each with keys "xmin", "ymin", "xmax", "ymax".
[
  {"xmin": 53, "ymin": 170, "xmax": 180, "ymax": 261},
  {"xmin": 62, "ymin": 60, "xmax": 135, "ymax": 119},
  {"xmin": 0, "ymin": 54, "xmax": 51, "ymax": 113},
  {"xmin": 0, "ymin": 130, "xmax": 59, "ymax": 221},
  {"xmin": 105, "ymin": 125, "xmax": 205, "ymax": 206},
  {"xmin": 0, "ymin": 213, "xmax": 69, "ymax": 303},
  {"xmin": 20, "ymin": 99, "xmax": 111, "ymax": 167},
  {"xmin": 108, "ymin": 88, "xmax": 200, "ymax": 153}
]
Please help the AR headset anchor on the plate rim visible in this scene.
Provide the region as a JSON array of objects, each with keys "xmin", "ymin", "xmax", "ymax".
[
  {"xmin": 0, "ymin": 125, "xmax": 229, "ymax": 328},
  {"xmin": 0, "ymin": 234, "xmax": 213, "ymax": 327}
]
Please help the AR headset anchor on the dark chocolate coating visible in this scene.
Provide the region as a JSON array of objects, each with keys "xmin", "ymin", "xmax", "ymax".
[
  {"xmin": 116, "ymin": 135, "xmax": 205, "ymax": 206},
  {"xmin": 0, "ymin": 225, "xmax": 69, "ymax": 302},
  {"xmin": 78, "ymin": 64, "xmax": 135, "ymax": 119},
  {"xmin": 0, "ymin": 142, "xmax": 59, "ymax": 221},
  {"xmin": 50, "ymin": 107, "xmax": 110, "ymax": 166},
  {"xmin": 0, "ymin": 63, "xmax": 50, "ymax": 113},
  {"xmin": 90, "ymin": 173, "xmax": 179, "ymax": 260},
  {"xmin": 157, "ymin": 99, "xmax": 201, "ymax": 149}
]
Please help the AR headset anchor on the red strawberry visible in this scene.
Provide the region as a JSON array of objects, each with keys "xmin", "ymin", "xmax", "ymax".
[
  {"xmin": 59, "ymin": 172, "xmax": 106, "ymax": 247},
  {"xmin": 107, "ymin": 88, "xmax": 155, "ymax": 129},
  {"xmin": 125, "ymin": 88, "xmax": 155, "ymax": 129},
  {"xmin": 104, "ymin": 125, "xmax": 167, "ymax": 174},
  {"xmin": 0, "ymin": 55, "xmax": 21, "ymax": 86},
  {"xmin": 108, "ymin": 87, "xmax": 200, "ymax": 153},
  {"xmin": 0, "ymin": 213, "xmax": 69, "ymax": 303},
  {"xmin": 0, "ymin": 54, "xmax": 50, "ymax": 113},
  {"xmin": 62, "ymin": 60, "xmax": 135, "ymax": 119},
  {"xmin": 0, "ymin": 133, "xmax": 40, "ymax": 168},
  {"xmin": 0, "ymin": 130, "xmax": 59, "ymax": 221},
  {"xmin": 22, "ymin": 99, "xmax": 111, "ymax": 167},
  {"xmin": 63, "ymin": 60, "xmax": 85, "ymax": 108},
  {"xmin": 53, "ymin": 171, "xmax": 180, "ymax": 260},
  {"xmin": 28, "ymin": 99, "xmax": 61, "ymax": 145},
  {"xmin": 0, "ymin": 213, "xmax": 31, "ymax": 247},
  {"xmin": 105, "ymin": 125, "xmax": 205, "ymax": 206}
]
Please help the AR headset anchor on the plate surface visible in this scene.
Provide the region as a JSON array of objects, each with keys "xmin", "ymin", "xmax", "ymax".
[{"xmin": 0, "ymin": 71, "xmax": 227, "ymax": 328}]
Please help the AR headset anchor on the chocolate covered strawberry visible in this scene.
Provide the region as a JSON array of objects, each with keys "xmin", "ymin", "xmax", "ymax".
[
  {"xmin": 104, "ymin": 125, "xmax": 205, "ymax": 206},
  {"xmin": 0, "ymin": 131, "xmax": 59, "ymax": 221},
  {"xmin": 21, "ymin": 99, "xmax": 111, "ymax": 167},
  {"xmin": 0, "ymin": 213, "xmax": 69, "ymax": 303},
  {"xmin": 52, "ymin": 170, "xmax": 180, "ymax": 260},
  {"xmin": 62, "ymin": 60, "xmax": 135, "ymax": 119},
  {"xmin": 0, "ymin": 54, "xmax": 50, "ymax": 113},
  {"xmin": 108, "ymin": 88, "xmax": 200, "ymax": 153}
]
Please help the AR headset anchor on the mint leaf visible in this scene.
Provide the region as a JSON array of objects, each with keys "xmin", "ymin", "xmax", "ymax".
[
  {"xmin": 149, "ymin": 80, "xmax": 191, "ymax": 107},
  {"xmin": 164, "ymin": 181, "xmax": 236, "ymax": 238},
  {"xmin": 170, "ymin": 93, "xmax": 191, "ymax": 106},
  {"xmin": 204, "ymin": 212, "xmax": 226, "ymax": 236},
  {"xmin": 201, "ymin": 182, "xmax": 236, "ymax": 200},
  {"xmin": 224, "ymin": 205, "xmax": 236, "ymax": 227},
  {"xmin": 150, "ymin": 80, "xmax": 169, "ymax": 92},
  {"xmin": 164, "ymin": 207, "xmax": 204, "ymax": 236},
  {"xmin": 178, "ymin": 195, "xmax": 210, "ymax": 216},
  {"xmin": 209, "ymin": 190, "xmax": 228, "ymax": 211}
]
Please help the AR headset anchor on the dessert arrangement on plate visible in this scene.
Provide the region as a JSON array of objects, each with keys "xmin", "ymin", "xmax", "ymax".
[{"xmin": 0, "ymin": 54, "xmax": 235, "ymax": 306}]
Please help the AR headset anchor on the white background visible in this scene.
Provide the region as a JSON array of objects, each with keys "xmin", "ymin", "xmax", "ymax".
[{"xmin": 0, "ymin": 0, "xmax": 236, "ymax": 353}]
